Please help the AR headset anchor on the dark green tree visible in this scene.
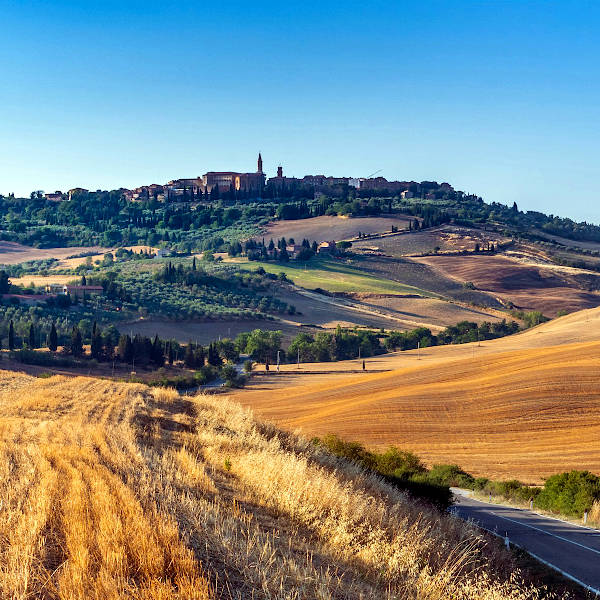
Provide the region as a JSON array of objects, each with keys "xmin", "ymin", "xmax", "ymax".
[
  {"xmin": 184, "ymin": 343, "xmax": 196, "ymax": 368},
  {"xmin": 0, "ymin": 270, "xmax": 10, "ymax": 294},
  {"xmin": 8, "ymin": 320, "xmax": 15, "ymax": 351},
  {"xmin": 151, "ymin": 334, "xmax": 164, "ymax": 368},
  {"xmin": 47, "ymin": 323, "xmax": 58, "ymax": 352},
  {"xmin": 118, "ymin": 334, "xmax": 133, "ymax": 363},
  {"xmin": 70, "ymin": 326, "xmax": 84, "ymax": 357},
  {"xmin": 90, "ymin": 329, "xmax": 103, "ymax": 359},
  {"xmin": 28, "ymin": 323, "xmax": 36, "ymax": 349}
]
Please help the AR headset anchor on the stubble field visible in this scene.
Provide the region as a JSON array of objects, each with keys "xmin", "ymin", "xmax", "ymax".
[
  {"xmin": 230, "ymin": 307, "xmax": 600, "ymax": 483},
  {"xmin": 415, "ymin": 254, "xmax": 600, "ymax": 315},
  {"xmin": 261, "ymin": 214, "xmax": 413, "ymax": 243}
]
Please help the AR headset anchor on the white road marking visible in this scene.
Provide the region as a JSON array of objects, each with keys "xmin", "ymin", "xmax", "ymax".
[{"xmin": 465, "ymin": 505, "xmax": 600, "ymax": 556}]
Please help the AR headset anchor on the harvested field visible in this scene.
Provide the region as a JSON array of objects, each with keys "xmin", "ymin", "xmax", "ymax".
[
  {"xmin": 356, "ymin": 255, "xmax": 505, "ymax": 307},
  {"xmin": 262, "ymin": 214, "xmax": 412, "ymax": 243},
  {"xmin": 123, "ymin": 318, "xmax": 309, "ymax": 344},
  {"xmin": 0, "ymin": 372, "xmax": 545, "ymax": 599},
  {"xmin": 415, "ymin": 254, "xmax": 600, "ymax": 315},
  {"xmin": 9, "ymin": 274, "xmax": 78, "ymax": 287},
  {"xmin": 353, "ymin": 225, "xmax": 510, "ymax": 257},
  {"xmin": 345, "ymin": 293, "xmax": 504, "ymax": 328},
  {"xmin": 0, "ymin": 241, "xmax": 107, "ymax": 265},
  {"xmin": 231, "ymin": 307, "xmax": 600, "ymax": 483},
  {"xmin": 532, "ymin": 230, "xmax": 600, "ymax": 252}
]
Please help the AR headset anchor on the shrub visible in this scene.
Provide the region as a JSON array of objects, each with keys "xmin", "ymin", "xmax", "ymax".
[
  {"xmin": 220, "ymin": 364, "xmax": 246, "ymax": 388},
  {"xmin": 425, "ymin": 464, "xmax": 475, "ymax": 488},
  {"xmin": 314, "ymin": 434, "xmax": 451, "ymax": 510},
  {"xmin": 536, "ymin": 470, "xmax": 600, "ymax": 516}
]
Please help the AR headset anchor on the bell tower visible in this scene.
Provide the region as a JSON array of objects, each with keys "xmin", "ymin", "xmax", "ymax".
[{"xmin": 257, "ymin": 153, "xmax": 263, "ymax": 173}]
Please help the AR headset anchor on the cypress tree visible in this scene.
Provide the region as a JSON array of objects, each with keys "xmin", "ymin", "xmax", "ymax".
[
  {"xmin": 48, "ymin": 323, "xmax": 58, "ymax": 352},
  {"xmin": 28, "ymin": 323, "xmax": 36, "ymax": 349},
  {"xmin": 118, "ymin": 334, "xmax": 133, "ymax": 363},
  {"xmin": 8, "ymin": 320, "xmax": 15, "ymax": 351},
  {"xmin": 184, "ymin": 343, "xmax": 196, "ymax": 368},
  {"xmin": 90, "ymin": 329, "xmax": 102, "ymax": 359},
  {"xmin": 151, "ymin": 334, "xmax": 164, "ymax": 367},
  {"xmin": 70, "ymin": 326, "xmax": 83, "ymax": 357}
]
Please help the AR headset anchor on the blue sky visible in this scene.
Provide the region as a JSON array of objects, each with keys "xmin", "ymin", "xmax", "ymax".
[{"xmin": 1, "ymin": 1, "xmax": 599, "ymax": 221}]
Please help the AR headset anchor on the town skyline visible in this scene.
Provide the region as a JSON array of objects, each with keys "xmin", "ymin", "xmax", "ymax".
[
  {"xmin": 21, "ymin": 152, "xmax": 459, "ymax": 205},
  {"xmin": 2, "ymin": 2, "xmax": 599, "ymax": 222}
]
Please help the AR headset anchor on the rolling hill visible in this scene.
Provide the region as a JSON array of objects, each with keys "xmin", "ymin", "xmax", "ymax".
[
  {"xmin": 0, "ymin": 371, "xmax": 550, "ymax": 599},
  {"xmin": 230, "ymin": 306, "xmax": 600, "ymax": 483}
]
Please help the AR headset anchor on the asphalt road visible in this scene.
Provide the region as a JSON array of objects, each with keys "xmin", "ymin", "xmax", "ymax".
[{"xmin": 451, "ymin": 489, "xmax": 600, "ymax": 594}]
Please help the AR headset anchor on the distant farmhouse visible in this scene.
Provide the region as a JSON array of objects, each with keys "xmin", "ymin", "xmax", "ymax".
[{"xmin": 45, "ymin": 283, "xmax": 103, "ymax": 299}]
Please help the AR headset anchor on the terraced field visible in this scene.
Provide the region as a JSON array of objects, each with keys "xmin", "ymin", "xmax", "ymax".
[{"xmin": 231, "ymin": 307, "xmax": 600, "ymax": 483}]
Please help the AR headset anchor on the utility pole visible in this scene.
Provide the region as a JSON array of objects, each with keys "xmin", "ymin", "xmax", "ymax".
[{"xmin": 417, "ymin": 341, "xmax": 420, "ymax": 360}]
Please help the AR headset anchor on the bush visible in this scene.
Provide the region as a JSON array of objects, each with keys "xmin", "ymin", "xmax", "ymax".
[
  {"xmin": 536, "ymin": 471, "xmax": 600, "ymax": 516},
  {"xmin": 314, "ymin": 434, "xmax": 451, "ymax": 510},
  {"xmin": 220, "ymin": 364, "xmax": 246, "ymax": 388},
  {"xmin": 424, "ymin": 464, "xmax": 475, "ymax": 488},
  {"xmin": 148, "ymin": 365, "xmax": 218, "ymax": 389},
  {"xmin": 10, "ymin": 349, "xmax": 79, "ymax": 368}
]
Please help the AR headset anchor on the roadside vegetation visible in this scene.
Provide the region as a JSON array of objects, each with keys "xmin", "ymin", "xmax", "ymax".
[{"xmin": 317, "ymin": 434, "xmax": 600, "ymax": 528}]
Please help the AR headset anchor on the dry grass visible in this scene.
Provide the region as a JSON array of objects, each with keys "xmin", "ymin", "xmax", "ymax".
[
  {"xmin": 0, "ymin": 371, "xmax": 556, "ymax": 598},
  {"xmin": 231, "ymin": 307, "xmax": 600, "ymax": 483},
  {"xmin": 0, "ymin": 242, "xmax": 108, "ymax": 266}
]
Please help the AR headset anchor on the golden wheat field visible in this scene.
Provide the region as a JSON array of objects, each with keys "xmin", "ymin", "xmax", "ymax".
[
  {"xmin": 0, "ymin": 370, "xmax": 557, "ymax": 599},
  {"xmin": 231, "ymin": 307, "xmax": 600, "ymax": 483}
]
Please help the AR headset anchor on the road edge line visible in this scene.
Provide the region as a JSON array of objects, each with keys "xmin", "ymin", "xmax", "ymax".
[{"xmin": 454, "ymin": 514, "xmax": 600, "ymax": 597}]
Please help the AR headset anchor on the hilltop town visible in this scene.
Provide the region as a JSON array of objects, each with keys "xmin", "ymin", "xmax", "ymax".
[{"xmin": 39, "ymin": 153, "xmax": 457, "ymax": 203}]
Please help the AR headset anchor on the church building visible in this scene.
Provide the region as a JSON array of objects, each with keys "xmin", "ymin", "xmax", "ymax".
[{"xmin": 202, "ymin": 154, "xmax": 266, "ymax": 193}]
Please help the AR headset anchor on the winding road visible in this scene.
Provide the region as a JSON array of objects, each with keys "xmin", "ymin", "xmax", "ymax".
[{"xmin": 452, "ymin": 489, "xmax": 600, "ymax": 594}]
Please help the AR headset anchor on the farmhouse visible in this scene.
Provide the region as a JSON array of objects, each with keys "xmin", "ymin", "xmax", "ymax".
[
  {"xmin": 317, "ymin": 241, "xmax": 336, "ymax": 254},
  {"xmin": 286, "ymin": 244, "xmax": 304, "ymax": 259},
  {"xmin": 66, "ymin": 285, "xmax": 103, "ymax": 299},
  {"xmin": 45, "ymin": 283, "xmax": 103, "ymax": 298}
]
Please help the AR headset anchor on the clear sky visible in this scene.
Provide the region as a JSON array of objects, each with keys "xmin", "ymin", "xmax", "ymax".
[{"xmin": 1, "ymin": 1, "xmax": 599, "ymax": 221}]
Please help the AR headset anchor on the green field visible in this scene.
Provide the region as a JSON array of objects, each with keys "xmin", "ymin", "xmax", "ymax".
[{"xmin": 228, "ymin": 257, "xmax": 434, "ymax": 295}]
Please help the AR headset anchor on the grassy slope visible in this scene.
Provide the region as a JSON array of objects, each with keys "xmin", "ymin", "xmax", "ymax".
[
  {"xmin": 228, "ymin": 256, "xmax": 435, "ymax": 295},
  {"xmin": 0, "ymin": 371, "xmax": 552, "ymax": 599},
  {"xmin": 231, "ymin": 306, "xmax": 600, "ymax": 483}
]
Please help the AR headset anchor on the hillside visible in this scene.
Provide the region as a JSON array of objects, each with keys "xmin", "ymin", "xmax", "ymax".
[
  {"xmin": 231, "ymin": 306, "xmax": 600, "ymax": 483},
  {"xmin": 0, "ymin": 370, "xmax": 558, "ymax": 599}
]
